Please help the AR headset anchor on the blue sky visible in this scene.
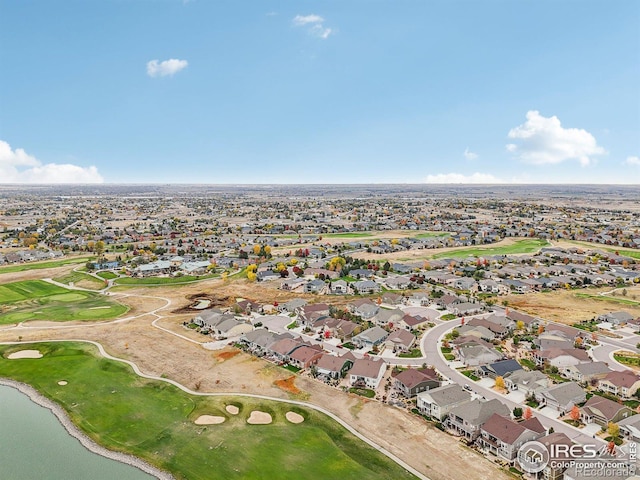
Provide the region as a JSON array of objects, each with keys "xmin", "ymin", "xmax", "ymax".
[{"xmin": 0, "ymin": 0, "xmax": 638, "ymax": 184}]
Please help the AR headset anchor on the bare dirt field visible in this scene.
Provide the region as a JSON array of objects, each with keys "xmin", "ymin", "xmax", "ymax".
[
  {"xmin": 503, "ymin": 288, "xmax": 640, "ymax": 324},
  {"xmin": 0, "ymin": 278, "xmax": 510, "ymax": 480}
]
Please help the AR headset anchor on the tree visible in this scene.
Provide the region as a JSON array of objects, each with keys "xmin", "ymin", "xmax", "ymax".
[
  {"xmin": 253, "ymin": 244, "xmax": 261, "ymax": 255},
  {"xmin": 95, "ymin": 240, "xmax": 105, "ymax": 257},
  {"xmin": 570, "ymin": 405, "xmax": 581, "ymax": 422},
  {"xmin": 516, "ymin": 320, "xmax": 525, "ymax": 331},
  {"xmin": 495, "ymin": 376, "xmax": 505, "ymax": 390},
  {"xmin": 537, "ymin": 325, "xmax": 545, "ymax": 335},
  {"xmin": 608, "ymin": 421, "xmax": 620, "ymax": 439},
  {"xmin": 247, "ymin": 271, "xmax": 257, "ymax": 282},
  {"xmin": 513, "ymin": 407, "xmax": 523, "ymax": 419}
]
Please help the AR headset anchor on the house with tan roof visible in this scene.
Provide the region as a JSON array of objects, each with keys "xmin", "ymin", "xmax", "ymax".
[
  {"xmin": 580, "ymin": 395, "xmax": 635, "ymax": 427},
  {"xmin": 384, "ymin": 328, "xmax": 416, "ymax": 353},
  {"xmin": 416, "ymin": 384, "xmax": 472, "ymax": 421},
  {"xmin": 315, "ymin": 352, "xmax": 355, "ymax": 379},
  {"xmin": 479, "ymin": 414, "xmax": 546, "ymax": 462},
  {"xmin": 446, "ymin": 398, "xmax": 510, "ymax": 441},
  {"xmin": 288, "ymin": 345, "xmax": 323, "ymax": 369},
  {"xmin": 393, "ymin": 368, "xmax": 439, "ymax": 398},
  {"xmin": 598, "ymin": 370, "xmax": 640, "ymax": 399},
  {"xmin": 349, "ymin": 357, "xmax": 387, "ymax": 389}
]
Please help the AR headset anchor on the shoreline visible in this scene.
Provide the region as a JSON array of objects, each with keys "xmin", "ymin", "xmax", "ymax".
[{"xmin": 0, "ymin": 378, "xmax": 174, "ymax": 480}]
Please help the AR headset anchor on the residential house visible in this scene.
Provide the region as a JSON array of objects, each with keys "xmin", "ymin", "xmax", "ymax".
[
  {"xmin": 563, "ymin": 362, "xmax": 612, "ymax": 385},
  {"xmin": 451, "ymin": 302, "xmax": 483, "ymax": 316},
  {"xmin": 503, "ymin": 369, "xmax": 550, "ymax": 396},
  {"xmin": 304, "ymin": 279, "xmax": 328, "ymax": 294},
  {"xmin": 393, "ymin": 368, "xmax": 439, "ymax": 398},
  {"xmin": 352, "ymin": 326, "xmax": 389, "ymax": 349},
  {"xmin": 530, "ymin": 432, "xmax": 575, "ymax": 480},
  {"xmin": 315, "ymin": 352, "xmax": 355, "ymax": 379},
  {"xmin": 384, "ymin": 329, "xmax": 416, "ymax": 353},
  {"xmin": 352, "ymin": 280, "xmax": 381, "ymax": 295},
  {"xmin": 598, "ymin": 370, "xmax": 640, "ymax": 399},
  {"xmin": 278, "ymin": 298, "xmax": 308, "ymax": 314},
  {"xmin": 457, "ymin": 344, "xmax": 502, "ymax": 367},
  {"xmin": 536, "ymin": 382, "xmax": 586, "ymax": 414},
  {"xmin": 384, "ymin": 276, "xmax": 412, "ymax": 290},
  {"xmin": 349, "ymin": 358, "xmax": 387, "ymax": 389},
  {"xmin": 330, "ymin": 280, "xmax": 349, "ymax": 294},
  {"xmin": 267, "ymin": 338, "xmax": 304, "ymax": 362},
  {"xmin": 446, "ymin": 398, "xmax": 510, "ymax": 441},
  {"xmin": 532, "ymin": 348, "xmax": 590, "ymax": 372},
  {"xmin": 467, "ymin": 317, "xmax": 510, "ymax": 339},
  {"xmin": 381, "ymin": 292, "xmax": 405, "ymax": 306},
  {"xmin": 371, "ymin": 308, "xmax": 404, "ymax": 327},
  {"xmin": 456, "ymin": 324, "xmax": 496, "ymax": 342},
  {"xmin": 348, "ymin": 299, "xmax": 379, "ymax": 319},
  {"xmin": 580, "ymin": 395, "xmax": 635, "ymax": 427},
  {"xmin": 619, "ymin": 415, "xmax": 640, "ymax": 442},
  {"xmin": 416, "ymin": 384, "xmax": 472, "ymax": 421},
  {"xmin": 210, "ymin": 317, "xmax": 253, "ymax": 338},
  {"xmin": 479, "ymin": 414, "xmax": 546, "ymax": 463},
  {"xmin": 280, "ymin": 278, "xmax": 306, "ymax": 291},
  {"xmin": 597, "ymin": 311, "xmax": 634, "ymax": 326},
  {"xmin": 288, "ymin": 345, "xmax": 324, "ymax": 369},
  {"xmin": 478, "ymin": 359, "xmax": 523, "ymax": 379}
]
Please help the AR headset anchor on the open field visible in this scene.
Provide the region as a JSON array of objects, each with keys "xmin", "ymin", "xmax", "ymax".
[
  {"xmin": 431, "ymin": 239, "xmax": 549, "ymax": 259},
  {"xmin": 0, "ymin": 342, "xmax": 416, "ymax": 480},
  {"xmin": 503, "ymin": 287, "xmax": 640, "ymax": 324},
  {"xmin": 0, "ymin": 280, "xmax": 69, "ymax": 304},
  {"xmin": 97, "ymin": 271, "xmax": 118, "ymax": 280},
  {"xmin": 0, "ymin": 280, "xmax": 128, "ymax": 325},
  {"xmin": 0, "ymin": 256, "xmax": 93, "ymax": 274},
  {"xmin": 352, "ymin": 237, "xmax": 549, "ymax": 262},
  {"xmin": 0, "ymin": 285, "xmax": 510, "ymax": 480},
  {"xmin": 53, "ymin": 271, "xmax": 106, "ymax": 290}
]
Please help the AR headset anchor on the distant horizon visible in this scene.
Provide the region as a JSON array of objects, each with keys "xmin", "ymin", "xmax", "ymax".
[{"xmin": 1, "ymin": 1, "xmax": 638, "ymax": 185}]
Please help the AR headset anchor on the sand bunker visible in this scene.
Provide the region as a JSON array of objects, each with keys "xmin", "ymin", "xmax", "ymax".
[
  {"xmin": 285, "ymin": 412, "xmax": 304, "ymax": 424},
  {"xmin": 247, "ymin": 411, "xmax": 272, "ymax": 425},
  {"xmin": 7, "ymin": 350, "xmax": 43, "ymax": 359},
  {"xmin": 194, "ymin": 415, "xmax": 226, "ymax": 425},
  {"xmin": 225, "ymin": 405, "xmax": 239, "ymax": 415},
  {"xmin": 58, "ymin": 381, "xmax": 68, "ymax": 386}
]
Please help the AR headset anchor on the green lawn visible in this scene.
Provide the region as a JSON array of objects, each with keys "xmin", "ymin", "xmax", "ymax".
[
  {"xmin": 0, "ymin": 342, "xmax": 415, "ymax": 480},
  {"xmin": 0, "ymin": 280, "xmax": 128, "ymax": 324},
  {"xmin": 397, "ymin": 348, "xmax": 422, "ymax": 358},
  {"xmin": 431, "ymin": 239, "xmax": 549, "ymax": 259},
  {"xmin": 53, "ymin": 271, "xmax": 106, "ymax": 290},
  {"xmin": 96, "ymin": 271, "xmax": 118, "ymax": 280},
  {"xmin": 0, "ymin": 280, "xmax": 69, "ymax": 304},
  {"xmin": 575, "ymin": 293, "xmax": 640, "ymax": 306},
  {"xmin": 348, "ymin": 387, "xmax": 376, "ymax": 398},
  {"xmin": 0, "ymin": 256, "xmax": 93, "ymax": 274},
  {"xmin": 113, "ymin": 273, "xmax": 218, "ymax": 286}
]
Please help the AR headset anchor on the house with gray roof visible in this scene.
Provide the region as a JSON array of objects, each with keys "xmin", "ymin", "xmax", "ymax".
[
  {"xmin": 371, "ymin": 308, "xmax": 404, "ymax": 327},
  {"xmin": 352, "ymin": 280, "xmax": 381, "ymax": 295},
  {"xmin": 416, "ymin": 384, "xmax": 472, "ymax": 421},
  {"xmin": 619, "ymin": 414, "xmax": 640, "ymax": 442},
  {"xmin": 536, "ymin": 381, "xmax": 586, "ymax": 414},
  {"xmin": 597, "ymin": 311, "xmax": 634, "ymax": 325},
  {"xmin": 563, "ymin": 361, "xmax": 612, "ymax": 385},
  {"xmin": 503, "ymin": 369, "xmax": 550, "ymax": 396},
  {"xmin": 479, "ymin": 359, "xmax": 522, "ymax": 379},
  {"xmin": 446, "ymin": 398, "xmax": 510, "ymax": 441},
  {"xmin": 352, "ymin": 326, "xmax": 389, "ymax": 349},
  {"xmin": 457, "ymin": 344, "xmax": 502, "ymax": 367}
]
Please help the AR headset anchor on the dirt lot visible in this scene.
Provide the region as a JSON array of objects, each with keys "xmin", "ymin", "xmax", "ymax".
[
  {"xmin": 0, "ymin": 276, "xmax": 510, "ymax": 480},
  {"xmin": 503, "ymin": 287, "xmax": 640, "ymax": 324}
]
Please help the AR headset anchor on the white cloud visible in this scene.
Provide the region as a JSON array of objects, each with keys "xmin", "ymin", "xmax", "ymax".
[
  {"xmin": 293, "ymin": 14, "xmax": 333, "ymax": 39},
  {"xmin": 146, "ymin": 58, "xmax": 188, "ymax": 78},
  {"xmin": 424, "ymin": 172, "xmax": 504, "ymax": 184},
  {"xmin": 293, "ymin": 14, "xmax": 324, "ymax": 26},
  {"xmin": 625, "ymin": 156, "xmax": 640, "ymax": 166},
  {"xmin": 0, "ymin": 140, "xmax": 103, "ymax": 184},
  {"xmin": 506, "ymin": 110, "xmax": 606, "ymax": 167},
  {"xmin": 463, "ymin": 148, "xmax": 478, "ymax": 160}
]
